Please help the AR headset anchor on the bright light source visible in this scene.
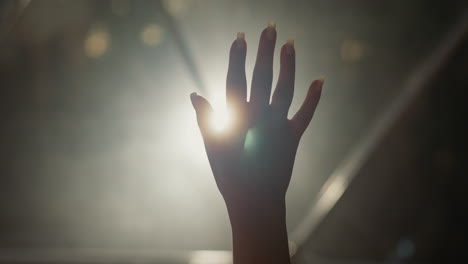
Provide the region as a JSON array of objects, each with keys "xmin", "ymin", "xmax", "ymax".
[
  {"xmin": 211, "ymin": 108, "xmax": 231, "ymax": 132},
  {"xmin": 208, "ymin": 93, "xmax": 233, "ymax": 133}
]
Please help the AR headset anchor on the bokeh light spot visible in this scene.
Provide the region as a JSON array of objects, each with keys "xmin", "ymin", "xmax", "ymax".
[
  {"xmin": 110, "ymin": 0, "xmax": 131, "ymax": 17},
  {"xmin": 162, "ymin": 0, "xmax": 191, "ymax": 18},
  {"xmin": 340, "ymin": 39, "xmax": 365, "ymax": 63},
  {"xmin": 141, "ymin": 24, "xmax": 164, "ymax": 47},
  {"xmin": 396, "ymin": 239, "xmax": 415, "ymax": 259},
  {"xmin": 244, "ymin": 128, "xmax": 256, "ymax": 153},
  {"xmin": 84, "ymin": 27, "xmax": 110, "ymax": 58}
]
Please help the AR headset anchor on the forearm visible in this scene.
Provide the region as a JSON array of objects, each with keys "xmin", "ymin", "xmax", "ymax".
[{"xmin": 227, "ymin": 197, "xmax": 291, "ymax": 264}]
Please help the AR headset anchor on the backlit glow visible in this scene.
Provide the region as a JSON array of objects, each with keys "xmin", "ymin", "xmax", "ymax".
[
  {"xmin": 210, "ymin": 94, "xmax": 232, "ymax": 132},
  {"xmin": 211, "ymin": 108, "xmax": 231, "ymax": 132},
  {"xmin": 189, "ymin": 250, "xmax": 232, "ymax": 264}
]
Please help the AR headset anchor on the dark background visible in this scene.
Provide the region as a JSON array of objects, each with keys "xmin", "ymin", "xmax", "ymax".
[{"xmin": 0, "ymin": 0, "xmax": 467, "ymax": 263}]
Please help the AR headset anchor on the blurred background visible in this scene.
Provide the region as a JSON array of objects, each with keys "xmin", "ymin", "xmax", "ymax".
[{"xmin": 0, "ymin": 0, "xmax": 467, "ymax": 263}]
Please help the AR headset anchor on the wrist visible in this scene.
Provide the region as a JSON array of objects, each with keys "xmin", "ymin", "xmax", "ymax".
[
  {"xmin": 226, "ymin": 195, "xmax": 286, "ymax": 226},
  {"xmin": 226, "ymin": 196, "xmax": 290, "ymax": 264}
]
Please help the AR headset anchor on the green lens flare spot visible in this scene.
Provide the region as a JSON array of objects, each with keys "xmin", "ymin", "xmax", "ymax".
[{"xmin": 244, "ymin": 128, "xmax": 259, "ymax": 155}]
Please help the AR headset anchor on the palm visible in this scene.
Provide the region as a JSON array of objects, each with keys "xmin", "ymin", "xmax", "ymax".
[{"xmin": 190, "ymin": 24, "xmax": 323, "ymax": 205}]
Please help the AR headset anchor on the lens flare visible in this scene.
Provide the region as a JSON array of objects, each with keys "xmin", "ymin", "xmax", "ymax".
[
  {"xmin": 211, "ymin": 107, "xmax": 231, "ymax": 132},
  {"xmin": 208, "ymin": 93, "xmax": 233, "ymax": 133}
]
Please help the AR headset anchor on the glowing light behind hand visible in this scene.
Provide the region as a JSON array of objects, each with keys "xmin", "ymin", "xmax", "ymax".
[
  {"xmin": 209, "ymin": 93, "xmax": 233, "ymax": 133},
  {"xmin": 211, "ymin": 107, "xmax": 232, "ymax": 132}
]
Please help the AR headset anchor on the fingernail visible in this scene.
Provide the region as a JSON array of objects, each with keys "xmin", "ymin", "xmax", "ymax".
[
  {"xmin": 268, "ymin": 21, "xmax": 276, "ymax": 29},
  {"xmin": 316, "ymin": 77, "xmax": 325, "ymax": 92},
  {"xmin": 236, "ymin": 32, "xmax": 245, "ymax": 48},
  {"xmin": 285, "ymin": 38, "xmax": 294, "ymax": 55},
  {"xmin": 266, "ymin": 21, "xmax": 276, "ymax": 40}
]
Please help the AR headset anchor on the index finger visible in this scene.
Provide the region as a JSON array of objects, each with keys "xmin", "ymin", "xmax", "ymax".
[{"xmin": 226, "ymin": 32, "xmax": 247, "ymax": 109}]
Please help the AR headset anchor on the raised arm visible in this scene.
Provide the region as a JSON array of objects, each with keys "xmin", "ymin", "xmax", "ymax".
[{"xmin": 190, "ymin": 22, "xmax": 323, "ymax": 264}]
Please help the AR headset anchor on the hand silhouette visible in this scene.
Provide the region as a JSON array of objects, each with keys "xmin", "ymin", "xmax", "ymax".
[{"xmin": 190, "ymin": 22, "xmax": 323, "ymax": 264}]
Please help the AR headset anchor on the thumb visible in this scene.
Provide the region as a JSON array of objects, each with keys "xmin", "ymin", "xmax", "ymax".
[{"xmin": 190, "ymin": 92, "xmax": 213, "ymax": 134}]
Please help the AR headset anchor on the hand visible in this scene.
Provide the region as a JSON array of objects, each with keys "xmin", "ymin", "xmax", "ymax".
[
  {"xmin": 190, "ymin": 22, "xmax": 323, "ymax": 209},
  {"xmin": 190, "ymin": 22, "xmax": 323, "ymax": 264}
]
